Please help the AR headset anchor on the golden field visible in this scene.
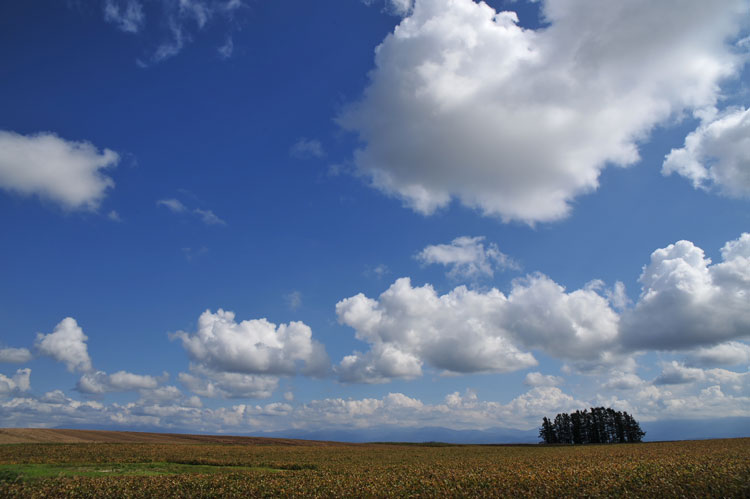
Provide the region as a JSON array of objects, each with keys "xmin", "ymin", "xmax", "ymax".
[{"xmin": 0, "ymin": 429, "xmax": 748, "ymax": 497}]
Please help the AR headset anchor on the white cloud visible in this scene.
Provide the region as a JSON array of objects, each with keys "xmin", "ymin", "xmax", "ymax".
[
  {"xmin": 335, "ymin": 275, "xmax": 625, "ymax": 382},
  {"xmin": 651, "ymin": 362, "xmax": 750, "ymax": 393},
  {"xmin": 340, "ymin": 0, "xmax": 748, "ymax": 223},
  {"xmin": 387, "ymin": 0, "xmax": 414, "ymax": 16},
  {"xmin": 0, "ymin": 130, "xmax": 118, "ymax": 210},
  {"xmin": 217, "ymin": 36, "xmax": 234, "ymax": 59},
  {"xmin": 361, "ymin": 0, "xmax": 414, "ymax": 17},
  {"xmin": 104, "ymin": 0, "xmax": 145, "ymax": 33},
  {"xmin": 0, "ymin": 348, "xmax": 32, "ymax": 364},
  {"xmin": 120, "ymin": 0, "xmax": 245, "ymax": 65},
  {"xmin": 0, "ymin": 369, "xmax": 31, "ymax": 396},
  {"xmin": 77, "ymin": 370, "xmax": 160, "ymax": 394},
  {"xmin": 416, "ymin": 236, "xmax": 518, "ymax": 279},
  {"xmin": 290, "ymin": 138, "xmax": 325, "ymax": 159},
  {"xmin": 338, "ymin": 234, "xmax": 750, "ymax": 382},
  {"xmin": 688, "ymin": 341, "xmax": 750, "ymax": 367},
  {"xmin": 193, "ymin": 208, "xmax": 226, "ymax": 225},
  {"xmin": 602, "ymin": 372, "xmax": 645, "ymax": 391},
  {"xmin": 35, "ymin": 318, "xmax": 93, "ymax": 373},
  {"xmin": 172, "ymin": 309, "xmax": 330, "ymax": 378},
  {"xmin": 285, "ymin": 291, "xmax": 302, "ymax": 311},
  {"xmin": 157, "ymin": 198, "xmax": 188, "ymax": 212},
  {"xmin": 335, "ymin": 279, "xmax": 538, "ymax": 382},
  {"xmin": 653, "ymin": 361, "xmax": 707, "ymax": 385},
  {"xmin": 503, "ymin": 275, "xmax": 622, "ymax": 368},
  {"xmin": 158, "ymin": 199, "xmax": 226, "ymax": 225},
  {"xmin": 663, "ymin": 107, "xmax": 750, "ymax": 198},
  {"xmin": 621, "ymin": 233, "xmax": 750, "ymax": 351},
  {"xmin": 178, "ymin": 368, "xmax": 278, "ymax": 399},
  {"xmin": 524, "ymin": 372, "xmax": 563, "ymax": 387}
]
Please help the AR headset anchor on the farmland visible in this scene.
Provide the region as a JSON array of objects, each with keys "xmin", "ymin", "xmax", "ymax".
[{"xmin": 0, "ymin": 430, "xmax": 748, "ymax": 497}]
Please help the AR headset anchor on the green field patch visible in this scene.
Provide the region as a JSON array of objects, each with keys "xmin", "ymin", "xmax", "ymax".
[{"xmin": 0, "ymin": 462, "xmax": 280, "ymax": 482}]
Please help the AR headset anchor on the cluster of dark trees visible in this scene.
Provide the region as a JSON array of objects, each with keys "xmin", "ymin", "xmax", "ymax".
[{"xmin": 539, "ymin": 407, "xmax": 645, "ymax": 444}]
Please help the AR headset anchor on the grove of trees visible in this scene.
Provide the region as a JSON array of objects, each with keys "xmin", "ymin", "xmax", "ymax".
[{"xmin": 539, "ymin": 407, "xmax": 645, "ymax": 444}]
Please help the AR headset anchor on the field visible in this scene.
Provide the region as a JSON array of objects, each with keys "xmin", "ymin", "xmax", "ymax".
[{"xmin": 0, "ymin": 430, "xmax": 748, "ymax": 497}]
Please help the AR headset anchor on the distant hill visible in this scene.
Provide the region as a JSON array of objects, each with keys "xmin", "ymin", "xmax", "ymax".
[
  {"xmin": 642, "ymin": 417, "xmax": 750, "ymax": 442},
  {"xmin": 3, "ymin": 417, "xmax": 748, "ymax": 445},
  {"xmin": 258, "ymin": 426, "xmax": 539, "ymax": 444}
]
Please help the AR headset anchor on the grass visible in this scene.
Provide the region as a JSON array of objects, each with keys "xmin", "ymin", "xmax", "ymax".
[{"xmin": 0, "ymin": 462, "xmax": 279, "ymax": 482}]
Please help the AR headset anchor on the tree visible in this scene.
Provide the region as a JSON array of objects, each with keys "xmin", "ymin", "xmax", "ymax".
[
  {"xmin": 539, "ymin": 407, "xmax": 645, "ymax": 444},
  {"xmin": 539, "ymin": 417, "xmax": 556, "ymax": 444}
]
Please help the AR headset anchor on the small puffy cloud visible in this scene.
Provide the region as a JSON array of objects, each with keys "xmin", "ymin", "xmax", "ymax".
[
  {"xmin": 172, "ymin": 309, "xmax": 330, "ymax": 377},
  {"xmin": 104, "ymin": 0, "xmax": 145, "ymax": 33},
  {"xmin": 524, "ymin": 372, "xmax": 563, "ymax": 387},
  {"xmin": 137, "ymin": 385, "xmax": 192, "ymax": 404},
  {"xmin": 416, "ymin": 236, "xmax": 519, "ymax": 279},
  {"xmin": 178, "ymin": 368, "xmax": 278, "ymax": 399},
  {"xmin": 340, "ymin": 0, "xmax": 747, "ymax": 223},
  {"xmin": 687, "ymin": 341, "xmax": 750, "ymax": 367},
  {"xmin": 621, "ymin": 233, "xmax": 750, "ymax": 351},
  {"xmin": 77, "ymin": 370, "xmax": 160, "ymax": 394},
  {"xmin": 35, "ymin": 318, "xmax": 93, "ymax": 373},
  {"xmin": 0, "ymin": 348, "xmax": 32, "ymax": 364},
  {"xmin": 663, "ymin": 107, "xmax": 750, "ymax": 198},
  {"xmin": 651, "ymin": 362, "xmax": 750, "ymax": 392},
  {"xmin": 0, "ymin": 369, "xmax": 31, "ymax": 395},
  {"xmin": 602, "ymin": 372, "xmax": 646, "ymax": 391},
  {"xmin": 290, "ymin": 138, "xmax": 325, "ymax": 159},
  {"xmin": 654, "ymin": 361, "xmax": 707, "ymax": 385},
  {"xmin": 337, "ymin": 344, "xmax": 423, "ymax": 384},
  {"xmin": 364, "ymin": 264, "xmax": 391, "ymax": 279},
  {"xmin": 0, "ymin": 130, "xmax": 118, "ymax": 210}
]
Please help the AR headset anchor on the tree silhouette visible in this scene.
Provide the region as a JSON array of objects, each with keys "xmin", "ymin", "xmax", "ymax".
[{"xmin": 539, "ymin": 408, "xmax": 645, "ymax": 444}]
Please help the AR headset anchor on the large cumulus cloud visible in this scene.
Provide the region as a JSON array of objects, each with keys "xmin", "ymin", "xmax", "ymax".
[
  {"xmin": 337, "ymin": 233, "xmax": 750, "ymax": 383},
  {"xmin": 621, "ymin": 233, "xmax": 750, "ymax": 350},
  {"xmin": 335, "ymin": 275, "xmax": 622, "ymax": 382},
  {"xmin": 340, "ymin": 0, "xmax": 748, "ymax": 223}
]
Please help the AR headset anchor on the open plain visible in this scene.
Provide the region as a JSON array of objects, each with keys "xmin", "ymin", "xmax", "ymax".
[{"xmin": 0, "ymin": 429, "xmax": 748, "ymax": 497}]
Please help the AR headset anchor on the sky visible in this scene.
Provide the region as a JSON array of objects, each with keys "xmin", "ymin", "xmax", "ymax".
[{"xmin": 0, "ymin": 0, "xmax": 749, "ymax": 438}]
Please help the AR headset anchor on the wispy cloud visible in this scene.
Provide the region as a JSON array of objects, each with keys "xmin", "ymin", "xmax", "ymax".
[
  {"xmin": 158, "ymin": 198, "xmax": 226, "ymax": 226},
  {"xmin": 290, "ymin": 138, "xmax": 325, "ymax": 160},
  {"xmin": 194, "ymin": 208, "xmax": 226, "ymax": 226},
  {"xmin": 96, "ymin": 0, "xmax": 246, "ymax": 65},
  {"xmin": 157, "ymin": 198, "xmax": 188, "ymax": 213},
  {"xmin": 103, "ymin": 0, "xmax": 145, "ymax": 33}
]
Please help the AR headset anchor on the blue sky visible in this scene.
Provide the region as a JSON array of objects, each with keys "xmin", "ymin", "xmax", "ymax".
[{"xmin": 1, "ymin": 0, "xmax": 749, "ymax": 436}]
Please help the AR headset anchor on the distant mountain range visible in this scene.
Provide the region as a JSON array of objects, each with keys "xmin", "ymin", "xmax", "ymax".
[{"xmin": 53, "ymin": 417, "xmax": 750, "ymax": 444}]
